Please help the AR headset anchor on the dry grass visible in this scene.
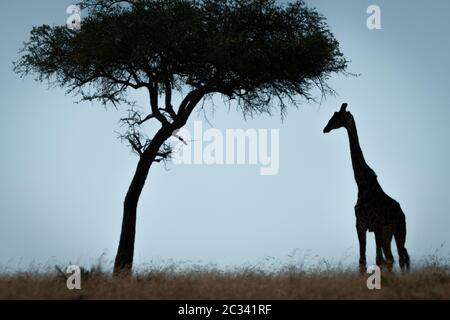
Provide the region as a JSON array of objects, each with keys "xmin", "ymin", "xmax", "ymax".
[{"xmin": 1, "ymin": 260, "xmax": 449, "ymax": 300}]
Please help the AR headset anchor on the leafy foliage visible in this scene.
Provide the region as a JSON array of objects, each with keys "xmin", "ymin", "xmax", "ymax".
[{"xmin": 15, "ymin": 0, "xmax": 348, "ymax": 117}]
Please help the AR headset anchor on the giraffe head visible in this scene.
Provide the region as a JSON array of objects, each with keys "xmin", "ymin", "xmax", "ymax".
[{"xmin": 323, "ymin": 103, "xmax": 351, "ymax": 133}]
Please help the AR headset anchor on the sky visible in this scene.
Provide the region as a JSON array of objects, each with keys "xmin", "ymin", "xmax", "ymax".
[{"xmin": 0, "ymin": 0, "xmax": 449, "ymax": 271}]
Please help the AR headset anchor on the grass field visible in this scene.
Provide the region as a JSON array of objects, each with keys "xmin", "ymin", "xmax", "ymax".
[{"xmin": 1, "ymin": 257, "xmax": 449, "ymax": 299}]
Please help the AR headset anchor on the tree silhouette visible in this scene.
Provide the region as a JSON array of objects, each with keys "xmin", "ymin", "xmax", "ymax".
[{"xmin": 14, "ymin": 0, "xmax": 348, "ymax": 275}]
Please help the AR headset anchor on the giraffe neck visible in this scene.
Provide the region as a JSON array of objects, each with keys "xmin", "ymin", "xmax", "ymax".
[{"xmin": 345, "ymin": 116, "xmax": 380, "ymax": 192}]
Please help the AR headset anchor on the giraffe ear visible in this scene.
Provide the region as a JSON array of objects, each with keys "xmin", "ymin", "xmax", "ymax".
[{"xmin": 340, "ymin": 103, "xmax": 348, "ymax": 112}]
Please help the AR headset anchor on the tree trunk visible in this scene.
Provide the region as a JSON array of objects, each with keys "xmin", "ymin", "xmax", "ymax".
[
  {"xmin": 113, "ymin": 126, "xmax": 172, "ymax": 276},
  {"xmin": 112, "ymin": 89, "xmax": 205, "ymax": 276}
]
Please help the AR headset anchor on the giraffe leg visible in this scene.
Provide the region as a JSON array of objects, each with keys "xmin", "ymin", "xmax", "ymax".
[
  {"xmin": 381, "ymin": 228, "xmax": 394, "ymax": 272},
  {"xmin": 394, "ymin": 221, "xmax": 410, "ymax": 272},
  {"xmin": 374, "ymin": 230, "xmax": 386, "ymax": 268},
  {"xmin": 356, "ymin": 222, "xmax": 367, "ymax": 274}
]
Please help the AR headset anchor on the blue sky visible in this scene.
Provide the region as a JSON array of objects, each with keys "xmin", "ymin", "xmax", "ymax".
[{"xmin": 0, "ymin": 0, "xmax": 449, "ymax": 271}]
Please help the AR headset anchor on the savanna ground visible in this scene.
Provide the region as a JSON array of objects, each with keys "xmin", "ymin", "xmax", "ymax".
[{"xmin": 1, "ymin": 254, "xmax": 449, "ymax": 299}]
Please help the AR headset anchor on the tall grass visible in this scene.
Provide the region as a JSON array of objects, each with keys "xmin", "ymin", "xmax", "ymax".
[{"xmin": 0, "ymin": 254, "xmax": 449, "ymax": 299}]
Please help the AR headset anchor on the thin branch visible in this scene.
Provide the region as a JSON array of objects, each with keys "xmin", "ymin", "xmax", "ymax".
[
  {"xmin": 164, "ymin": 81, "xmax": 177, "ymax": 119},
  {"xmin": 148, "ymin": 83, "xmax": 169, "ymax": 125},
  {"xmin": 128, "ymin": 137, "xmax": 143, "ymax": 156},
  {"xmin": 138, "ymin": 114, "xmax": 156, "ymax": 125}
]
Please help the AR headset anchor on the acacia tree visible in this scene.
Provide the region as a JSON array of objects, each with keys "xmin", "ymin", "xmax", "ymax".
[{"xmin": 15, "ymin": 0, "xmax": 348, "ymax": 275}]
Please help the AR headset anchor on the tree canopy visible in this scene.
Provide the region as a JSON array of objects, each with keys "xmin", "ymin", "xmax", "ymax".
[{"xmin": 15, "ymin": 0, "xmax": 347, "ymax": 118}]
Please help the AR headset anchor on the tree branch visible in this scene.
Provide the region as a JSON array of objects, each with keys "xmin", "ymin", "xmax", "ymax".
[
  {"xmin": 175, "ymin": 88, "xmax": 210, "ymax": 128},
  {"xmin": 154, "ymin": 150, "xmax": 171, "ymax": 163},
  {"xmin": 127, "ymin": 136, "xmax": 143, "ymax": 156},
  {"xmin": 148, "ymin": 83, "xmax": 169, "ymax": 126},
  {"xmin": 164, "ymin": 81, "xmax": 177, "ymax": 120}
]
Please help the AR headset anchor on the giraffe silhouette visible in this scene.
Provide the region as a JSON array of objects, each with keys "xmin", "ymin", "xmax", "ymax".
[{"xmin": 323, "ymin": 103, "xmax": 410, "ymax": 273}]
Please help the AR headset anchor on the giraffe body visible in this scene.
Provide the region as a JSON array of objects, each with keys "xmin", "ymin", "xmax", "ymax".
[{"xmin": 324, "ymin": 103, "xmax": 410, "ymax": 272}]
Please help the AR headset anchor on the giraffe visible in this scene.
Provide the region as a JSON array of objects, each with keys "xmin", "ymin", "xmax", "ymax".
[{"xmin": 323, "ymin": 103, "xmax": 410, "ymax": 273}]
